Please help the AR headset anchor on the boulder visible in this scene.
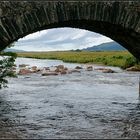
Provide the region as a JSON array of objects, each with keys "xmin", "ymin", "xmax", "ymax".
[
  {"xmin": 55, "ymin": 67, "xmax": 68, "ymax": 74},
  {"xmin": 102, "ymin": 69, "xmax": 115, "ymax": 73},
  {"xmin": 32, "ymin": 69, "xmax": 41, "ymax": 73},
  {"xmin": 44, "ymin": 67, "xmax": 50, "ymax": 70},
  {"xmin": 36, "ymin": 69, "xmax": 42, "ymax": 74},
  {"xmin": 31, "ymin": 66, "xmax": 37, "ymax": 71},
  {"xmin": 19, "ymin": 64, "xmax": 29, "ymax": 67},
  {"xmin": 54, "ymin": 65, "xmax": 68, "ymax": 73},
  {"xmin": 60, "ymin": 70, "xmax": 67, "ymax": 74},
  {"xmin": 64, "ymin": 67, "xmax": 68, "ymax": 70},
  {"xmin": 42, "ymin": 71, "xmax": 58, "ymax": 76},
  {"xmin": 55, "ymin": 68, "xmax": 61, "ymax": 73},
  {"xmin": 126, "ymin": 66, "xmax": 140, "ymax": 71},
  {"xmin": 95, "ymin": 68, "xmax": 105, "ymax": 71},
  {"xmin": 42, "ymin": 68, "xmax": 49, "ymax": 74},
  {"xmin": 95, "ymin": 68, "xmax": 116, "ymax": 73},
  {"xmin": 50, "ymin": 66, "xmax": 57, "ymax": 71},
  {"xmin": 31, "ymin": 66, "xmax": 41, "ymax": 73},
  {"xmin": 75, "ymin": 66, "xmax": 83, "ymax": 69},
  {"xmin": 56, "ymin": 65, "xmax": 64, "ymax": 70},
  {"xmin": 86, "ymin": 66, "xmax": 93, "ymax": 71},
  {"xmin": 18, "ymin": 69, "xmax": 32, "ymax": 75}
]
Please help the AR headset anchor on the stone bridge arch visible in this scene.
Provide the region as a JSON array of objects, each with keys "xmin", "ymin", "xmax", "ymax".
[{"xmin": 0, "ymin": 1, "xmax": 140, "ymax": 59}]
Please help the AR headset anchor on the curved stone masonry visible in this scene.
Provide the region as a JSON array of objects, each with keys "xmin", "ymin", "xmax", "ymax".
[{"xmin": 0, "ymin": 1, "xmax": 140, "ymax": 59}]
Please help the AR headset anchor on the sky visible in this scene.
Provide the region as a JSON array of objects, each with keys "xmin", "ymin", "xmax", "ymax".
[{"xmin": 13, "ymin": 27, "xmax": 114, "ymax": 51}]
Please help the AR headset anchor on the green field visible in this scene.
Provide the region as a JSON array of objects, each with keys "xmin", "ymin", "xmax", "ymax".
[{"xmin": 16, "ymin": 51, "xmax": 140, "ymax": 69}]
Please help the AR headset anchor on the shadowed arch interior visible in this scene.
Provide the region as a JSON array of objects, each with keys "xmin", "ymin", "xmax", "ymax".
[{"xmin": 0, "ymin": 1, "xmax": 140, "ymax": 59}]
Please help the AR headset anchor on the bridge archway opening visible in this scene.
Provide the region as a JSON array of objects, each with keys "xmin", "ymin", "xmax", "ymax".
[
  {"xmin": 2, "ymin": 20, "xmax": 139, "ymax": 59},
  {"xmin": 12, "ymin": 26, "xmax": 120, "ymax": 52}
]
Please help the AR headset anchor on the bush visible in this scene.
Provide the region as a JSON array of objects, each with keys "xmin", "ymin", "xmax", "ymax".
[
  {"xmin": 0, "ymin": 53, "xmax": 17, "ymax": 89},
  {"xmin": 123, "ymin": 56, "xmax": 138, "ymax": 69}
]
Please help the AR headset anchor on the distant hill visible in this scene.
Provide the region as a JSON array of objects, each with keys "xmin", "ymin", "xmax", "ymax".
[
  {"xmin": 3, "ymin": 48, "xmax": 26, "ymax": 52},
  {"xmin": 82, "ymin": 42, "xmax": 126, "ymax": 51}
]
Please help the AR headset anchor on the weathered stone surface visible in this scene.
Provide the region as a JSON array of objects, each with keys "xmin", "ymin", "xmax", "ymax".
[
  {"xmin": 19, "ymin": 64, "xmax": 29, "ymax": 67},
  {"xmin": 75, "ymin": 66, "xmax": 83, "ymax": 69},
  {"xmin": 86, "ymin": 66, "xmax": 93, "ymax": 71},
  {"xmin": 60, "ymin": 69, "xmax": 67, "ymax": 74},
  {"xmin": 126, "ymin": 66, "xmax": 140, "ymax": 71},
  {"xmin": 102, "ymin": 69, "xmax": 116, "ymax": 73},
  {"xmin": 42, "ymin": 71, "xmax": 58, "ymax": 76},
  {"xmin": 31, "ymin": 66, "xmax": 37, "ymax": 71},
  {"xmin": 18, "ymin": 69, "xmax": 32, "ymax": 75},
  {"xmin": 95, "ymin": 68, "xmax": 116, "ymax": 73},
  {"xmin": 56, "ymin": 65, "xmax": 64, "ymax": 70},
  {"xmin": 0, "ymin": 1, "xmax": 140, "ymax": 59}
]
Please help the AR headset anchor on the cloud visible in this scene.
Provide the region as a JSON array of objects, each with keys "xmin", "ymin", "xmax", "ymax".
[
  {"xmin": 20, "ymin": 30, "xmax": 48, "ymax": 41},
  {"xmin": 14, "ymin": 27, "xmax": 113, "ymax": 51}
]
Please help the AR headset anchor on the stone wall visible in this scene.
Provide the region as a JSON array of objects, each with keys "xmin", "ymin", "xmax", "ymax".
[{"xmin": 0, "ymin": 1, "xmax": 140, "ymax": 59}]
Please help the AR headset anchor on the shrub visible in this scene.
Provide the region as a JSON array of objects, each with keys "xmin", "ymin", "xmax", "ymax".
[
  {"xmin": 123, "ymin": 56, "xmax": 138, "ymax": 69},
  {"xmin": 0, "ymin": 53, "xmax": 17, "ymax": 89}
]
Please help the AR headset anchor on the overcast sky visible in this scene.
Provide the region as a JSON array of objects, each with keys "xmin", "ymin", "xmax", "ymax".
[{"xmin": 13, "ymin": 27, "xmax": 114, "ymax": 51}]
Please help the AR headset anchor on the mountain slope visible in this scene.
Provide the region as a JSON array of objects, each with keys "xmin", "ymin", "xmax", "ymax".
[{"xmin": 82, "ymin": 42, "xmax": 126, "ymax": 51}]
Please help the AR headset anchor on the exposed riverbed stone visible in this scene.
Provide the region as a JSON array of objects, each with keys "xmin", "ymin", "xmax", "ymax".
[
  {"xmin": 18, "ymin": 69, "xmax": 32, "ymax": 75},
  {"xmin": 54, "ymin": 65, "xmax": 68, "ymax": 74},
  {"xmin": 126, "ymin": 66, "xmax": 140, "ymax": 71},
  {"xmin": 86, "ymin": 66, "xmax": 93, "ymax": 71},
  {"xmin": 56, "ymin": 65, "xmax": 64, "ymax": 70},
  {"xmin": 31, "ymin": 66, "xmax": 37, "ymax": 71},
  {"xmin": 75, "ymin": 66, "xmax": 83, "ymax": 69},
  {"xmin": 102, "ymin": 69, "xmax": 116, "ymax": 73},
  {"xmin": 19, "ymin": 64, "xmax": 29, "ymax": 68},
  {"xmin": 60, "ymin": 69, "xmax": 67, "ymax": 74},
  {"xmin": 12, "ymin": 62, "xmax": 140, "ymax": 76},
  {"xmin": 95, "ymin": 68, "xmax": 116, "ymax": 73},
  {"xmin": 44, "ymin": 67, "xmax": 50, "ymax": 71},
  {"xmin": 42, "ymin": 71, "xmax": 58, "ymax": 76}
]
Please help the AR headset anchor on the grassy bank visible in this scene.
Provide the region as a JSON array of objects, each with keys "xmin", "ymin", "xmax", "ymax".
[{"xmin": 17, "ymin": 51, "xmax": 140, "ymax": 69}]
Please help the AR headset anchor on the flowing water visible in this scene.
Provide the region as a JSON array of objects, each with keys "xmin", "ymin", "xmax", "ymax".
[{"xmin": 0, "ymin": 58, "xmax": 140, "ymax": 139}]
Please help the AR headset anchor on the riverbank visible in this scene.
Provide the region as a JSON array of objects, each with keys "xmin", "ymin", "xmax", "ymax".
[{"xmin": 17, "ymin": 51, "xmax": 140, "ymax": 70}]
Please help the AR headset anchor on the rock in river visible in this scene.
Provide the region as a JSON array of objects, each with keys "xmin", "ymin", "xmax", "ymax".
[
  {"xmin": 86, "ymin": 66, "xmax": 93, "ymax": 71},
  {"xmin": 102, "ymin": 69, "xmax": 116, "ymax": 73},
  {"xmin": 19, "ymin": 64, "xmax": 29, "ymax": 68},
  {"xmin": 126, "ymin": 66, "xmax": 140, "ymax": 71},
  {"xmin": 95, "ymin": 68, "xmax": 116, "ymax": 73},
  {"xmin": 31, "ymin": 66, "xmax": 37, "ymax": 71},
  {"xmin": 75, "ymin": 66, "xmax": 83, "ymax": 69},
  {"xmin": 18, "ymin": 69, "xmax": 32, "ymax": 75},
  {"xmin": 56, "ymin": 65, "xmax": 64, "ymax": 70},
  {"xmin": 69, "ymin": 69, "xmax": 81, "ymax": 73},
  {"xmin": 42, "ymin": 71, "xmax": 58, "ymax": 76},
  {"xmin": 60, "ymin": 69, "xmax": 67, "ymax": 74}
]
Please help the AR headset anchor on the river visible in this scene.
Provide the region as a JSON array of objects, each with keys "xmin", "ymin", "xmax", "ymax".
[{"xmin": 0, "ymin": 58, "xmax": 140, "ymax": 139}]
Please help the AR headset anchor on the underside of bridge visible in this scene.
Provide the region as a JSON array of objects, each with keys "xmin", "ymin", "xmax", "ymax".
[{"xmin": 0, "ymin": 1, "xmax": 140, "ymax": 59}]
